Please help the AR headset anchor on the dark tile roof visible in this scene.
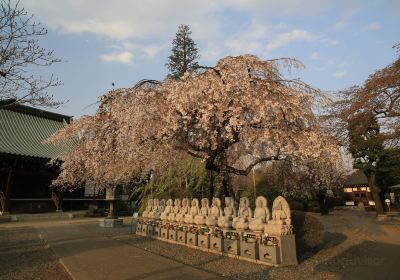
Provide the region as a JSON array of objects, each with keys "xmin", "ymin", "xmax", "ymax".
[{"xmin": 345, "ymin": 170, "xmax": 368, "ymax": 185}]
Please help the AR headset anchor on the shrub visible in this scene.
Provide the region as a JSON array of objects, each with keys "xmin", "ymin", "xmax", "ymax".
[{"xmin": 291, "ymin": 210, "xmax": 324, "ymax": 258}]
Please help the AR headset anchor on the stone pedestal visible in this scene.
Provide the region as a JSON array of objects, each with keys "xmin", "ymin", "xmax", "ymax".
[
  {"xmin": 187, "ymin": 232, "xmax": 198, "ymax": 246},
  {"xmin": 177, "ymin": 231, "xmax": 187, "ymax": 243},
  {"xmin": 258, "ymin": 244, "xmax": 280, "ymax": 264},
  {"xmin": 160, "ymin": 227, "xmax": 169, "ymax": 239},
  {"xmin": 198, "ymin": 234, "xmax": 210, "ymax": 249},
  {"xmin": 168, "ymin": 229, "xmax": 178, "ymax": 241},
  {"xmin": 153, "ymin": 226, "xmax": 161, "ymax": 237},
  {"xmin": 223, "ymin": 239, "xmax": 240, "ymax": 255},
  {"xmin": 147, "ymin": 225, "xmax": 155, "ymax": 236},
  {"xmin": 210, "ymin": 236, "xmax": 223, "ymax": 252},
  {"xmin": 136, "ymin": 222, "xmax": 142, "ymax": 235},
  {"xmin": 240, "ymin": 241, "xmax": 259, "ymax": 259},
  {"xmin": 138, "ymin": 223, "xmax": 153, "ymax": 236},
  {"xmin": 99, "ymin": 218, "xmax": 123, "ymax": 228}
]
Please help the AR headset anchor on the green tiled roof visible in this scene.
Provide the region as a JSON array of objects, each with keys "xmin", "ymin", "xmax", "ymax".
[{"xmin": 0, "ymin": 106, "xmax": 73, "ymax": 159}]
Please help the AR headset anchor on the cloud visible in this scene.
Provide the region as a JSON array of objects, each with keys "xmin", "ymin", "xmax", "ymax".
[
  {"xmin": 311, "ymin": 52, "xmax": 320, "ymax": 60},
  {"xmin": 266, "ymin": 29, "xmax": 314, "ymax": 51},
  {"xmin": 22, "ymin": 1, "xmax": 357, "ymax": 42},
  {"xmin": 224, "ymin": 21, "xmax": 272, "ymax": 54},
  {"xmin": 333, "ymin": 20, "xmax": 345, "ymax": 31},
  {"xmin": 363, "ymin": 23, "xmax": 381, "ymax": 31},
  {"xmin": 100, "ymin": 51, "xmax": 134, "ymax": 65},
  {"xmin": 20, "ymin": 0, "xmax": 387, "ymax": 64},
  {"xmin": 105, "ymin": 42, "xmax": 166, "ymax": 61},
  {"xmin": 22, "ymin": 0, "xmax": 222, "ymax": 41},
  {"xmin": 143, "ymin": 44, "xmax": 167, "ymax": 59},
  {"xmin": 333, "ymin": 71, "xmax": 346, "ymax": 78}
]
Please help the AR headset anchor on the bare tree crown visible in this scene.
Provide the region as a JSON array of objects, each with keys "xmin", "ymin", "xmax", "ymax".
[{"xmin": 0, "ymin": 0, "xmax": 61, "ymax": 106}]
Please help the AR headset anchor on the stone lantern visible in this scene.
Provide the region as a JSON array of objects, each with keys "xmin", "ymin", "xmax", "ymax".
[{"xmin": 99, "ymin": 188, "xmax": 123, "ymax": 228}]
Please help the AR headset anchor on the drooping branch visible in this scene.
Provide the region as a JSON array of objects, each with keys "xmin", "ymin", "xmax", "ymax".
[
  {"xmin": 225, "ymin": 149, "xmax": 281, "ymax": 176},
  {"xmin": 194, "ymin": 65, "xmax": 225, "ymax": 84},
  {"xmin": 132, "ymin": 79, "xmax": 162, "ymax": 90}
]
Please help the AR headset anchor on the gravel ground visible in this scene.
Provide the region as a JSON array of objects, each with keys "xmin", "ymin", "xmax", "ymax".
[{"xmin": 0, "ymin": 226, "xmax": 71, "ymax": 280}]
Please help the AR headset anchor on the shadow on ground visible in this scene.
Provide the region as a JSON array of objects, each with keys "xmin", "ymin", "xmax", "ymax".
[{"xmin": 315, "ymin": 241, "xmax": 400, "ymax": 280}]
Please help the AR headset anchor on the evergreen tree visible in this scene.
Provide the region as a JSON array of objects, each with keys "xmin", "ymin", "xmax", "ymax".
[
  {"xmin": 376, "ymin": 148, "xmax": 400, "ymax": 193},
  {"xmin": 166, "ymin": 24, "xmax": 199, "ymax": 79},
  {"xmin": 348, "ymin": 112, "xmax": 385, "ymax": 214}
]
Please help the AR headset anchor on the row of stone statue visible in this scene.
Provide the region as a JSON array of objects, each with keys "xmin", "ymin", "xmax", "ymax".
[{"xmin": 142, "ymin": 195, "xmax": 292, "ymax": 235}]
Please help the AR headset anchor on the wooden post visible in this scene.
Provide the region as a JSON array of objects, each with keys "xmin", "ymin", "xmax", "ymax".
[{"xmin": 3, "ymin": 167, "xmax": 14, "ymax": 213}]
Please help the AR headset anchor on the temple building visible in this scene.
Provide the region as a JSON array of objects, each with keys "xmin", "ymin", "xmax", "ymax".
[
  {"xmin": 343, "ymin": 170, "xmax": 375, "ymax": 206},
  {"xmin": 0, "ymin": 100, "xmax": 91, "ymax": 213}
]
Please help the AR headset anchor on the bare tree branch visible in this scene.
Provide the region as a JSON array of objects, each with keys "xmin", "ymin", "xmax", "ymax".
[{"xmin": 0, "ymin": 0, "xmax": 62, "ymax": 107}]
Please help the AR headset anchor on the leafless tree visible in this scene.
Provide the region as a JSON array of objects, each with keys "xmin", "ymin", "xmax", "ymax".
[{"xmin": 0, "ymin": 0, "xmax": 61, "ymax": 107}]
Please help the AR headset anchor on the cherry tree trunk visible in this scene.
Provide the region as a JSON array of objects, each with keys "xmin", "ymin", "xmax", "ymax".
[
  {"xmin": 317, "ymin": 195, "xmax": 329, "ymax": 215},
  {"xmin": 219, "ymin": 172, "xmax": 235, "ymax": 206}
]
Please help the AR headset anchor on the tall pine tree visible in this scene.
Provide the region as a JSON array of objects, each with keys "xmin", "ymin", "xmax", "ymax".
[{"xmin": 166, "ymin": 24, "xmax": 199, "ymax": 79}]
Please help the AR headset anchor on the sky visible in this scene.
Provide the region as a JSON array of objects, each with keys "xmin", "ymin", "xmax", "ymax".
[{"xmin": 20, "ymin": 0, "xmax": 400, "ymax": 118}]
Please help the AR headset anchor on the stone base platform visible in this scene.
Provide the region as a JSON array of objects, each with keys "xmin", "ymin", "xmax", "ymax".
[
  {"xmin": 99, "ymin": 218, "xmax": 124, "ymax": 228},
  {"xmin": 133, "ymin": 220, "xmax": 297, "ymax": 267}
]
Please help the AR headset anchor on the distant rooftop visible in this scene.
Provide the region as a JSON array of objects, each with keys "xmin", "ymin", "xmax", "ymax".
[
  {"xmin": 345, "ymin": 170, "xmax": 368, "ymax": 186},
  {"xmin": 0, "ymin": 100, "xmax": 74, "ymax": 159}
]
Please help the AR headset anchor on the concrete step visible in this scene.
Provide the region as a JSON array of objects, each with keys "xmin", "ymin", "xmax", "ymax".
[
  {"xmin": 7, "ymin": 211, "xmax": 86, "ymax": 222},
  {"xmin": 0, "ymin": 215, "xmax": 11, "ymax": 223}
]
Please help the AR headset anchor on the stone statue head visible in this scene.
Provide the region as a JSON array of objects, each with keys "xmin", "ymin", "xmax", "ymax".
[
  {"xmin": 174, "ymin": 198, "xmax": 181, "ymax": 207},
  {"xmin": 159, "ymin": 199, "xmax": 165, "ymax": 207},
  {"xmin": 212, "ymin": 197, "xmax": 221, "ymax": 207},
  {"xmin": 191, "ymin": 198, "xmax": 199, "ymax": 207},
  {"xmin": 225, "ymin": 197, "xmax": 231, "ymax": 207},
  {"xmin": 153, "ymin": 198, "xmax": 159, "ymax": 206},
  {"xmin": 240, "ymin": 197, "xmax": 249, "ymax": 208},
  {"xmin": 201, "ymin": 198, "xmax": 210, "ymax": 208},
  {"xmin": 256, "ymin": 196, "xmax": 267, "ymax": 208},
  {"xmin": 182, "ymin": 198, "xmax": 189, "ymax": 207},
  {"xmin": 147, "ymin": 198, "xmax": 153, "ymax": 209},
  {"xmin": 166, "ymin": 198, "xmax": 173, "ymax": 206}
]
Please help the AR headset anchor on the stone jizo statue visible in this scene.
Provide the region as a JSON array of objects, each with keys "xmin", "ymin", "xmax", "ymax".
[
  {"xmin": 249, "ymin": 196, "xmax": 270, "ymax": 232},
  {"xmin": 176, "ymin": 198, "xmax": 190, "ymax": 223},
  {"xmin": 205, "ymin": 198, "xmax": 222, "ymax": 226},
  {"xmin": 217, "ymin": 197, "xmax": 236, "ymax": 228},
  {"xmin": 142, "ymin": 198, "xmax": 153, "ymax": 219},
  {"xmin": 194, "ymin": 198, "xmax": 210, "ymax": 225},
  {"xmin": 168, "ymin": 198, "xmax": 181, "ymax": 222},
  {"xmin": 184, "ymin": 198, "xmax": 200, "ymax": 224},
  {"xmin": 148, "ymin": 198, "xmax": 162, "ymax": 220},
  {"xmin": 160, "ymin": 198, "xmax": 173, "ymax": 221},
  {"xmin": 264, "ymin": 196, "xmax": 292, "ymax": 235},
  {"xmin": 160, "ymin": 199, "xmax": 166, "ymax": 211},
  {"xmin": 232, "ymin": 197, "xmax": 252, "ymax": 230}
]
